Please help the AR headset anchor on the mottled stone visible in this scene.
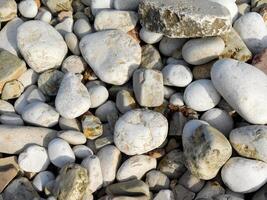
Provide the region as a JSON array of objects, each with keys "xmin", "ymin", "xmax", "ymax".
[
  {"xmin": 173, "ymin": 184, "xmax": 195, "ymax": 200},
  {"xmin": 140, "ymin": 44, "xmax": 163, "ymax": 70},
  {"xmin": 139, "ymin": 0, "xmax": 231, "ymax": 38},
  {"xmin": 45, "ymin": 0, "xmax": 73, "ymax": 13},
  {"xmin": 0, "ymin": 0, "xmax": 17, "ymax": 22},
  {"xmin": 82, "ymin": 114, "xmax": 103, "ymax": 140},
  {"xmin": 178, "ymin": 171, "xmax": 205, "ymax": 193},
  {"xmin": 195, "ymin": 181, "xmax": 225, "ymax": 200},
  {"xmin": 145, "ymin": 170, "xmax": 170, "ymax": 191},
  {"xmin": 1, "ymin": 80, "xmax": 24, "ymax": 100}
]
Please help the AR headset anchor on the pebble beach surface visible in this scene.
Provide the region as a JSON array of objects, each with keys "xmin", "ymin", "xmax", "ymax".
[{"xmin": 0, "ymin": 0, "xmax": 266, "ymax": 200}]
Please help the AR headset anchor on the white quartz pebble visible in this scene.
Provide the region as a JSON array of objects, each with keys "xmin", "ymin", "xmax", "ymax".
[
  {"xmin": 73, "ymin": 18, "xmax": 93, "ymax": 39},
  {"xmin": 139, "ymin": 27, "xmax": 163, "ymax": 44},
  {"xmin": 21, "ymin": 102, "xmax": 59, "ymax": 128},
  {"xmin": 201, "ymin": 108, "xmax": 233, "ymax": 136},
  {"xmin": 18, "ymin": 0, "xmax": 38, "ymax": 18},
  {"xmin": 32, "ymin": 171, "xmax": 55, "ymax": 192},
  {"xmin": 55, "ymin": 73, "xmax": 91, "ymax": 119},
  {"xmin": 87, "ymin": 84, "xmax": 109, "ymax": 108},
  {"xmin": 117, "ymin": 155, "xmax": 157, "ymax": 181},
  {"xmin": 18, "ymin": 145, "xmax": 50, "ymax": 172},
  {"xmin": 169, "ymin": 93, "xmax": 184, "ymax": 106},
  {"xmin": 48, "ymin": 138, "xmax": 75, "ymax": 168},
  {"xmin": 162, "ymin": 64, "xmax": 193, "ymax": 87},
  {"xmin": 221, "ymin": 157, "xmax": 267, "ymax": 193},
  {"xmin": 81, "ymin": 155, "xmax": 103, "ymax": 192},
  {"xmin": 114, "ymin": 109, "xmax": 168, "ymax": 155},
  {"xmin": 159, "ymin": 37, "xmax": 187, "ymax": 56},
  {"xmin": 0, "ymin": 100, "xmax": 15, "ymax": 114},
  {"xmin": 184, "ymin": 79, "xmax": 221, "ymax": 112},
  {"xmin": 73, "ymin": 145, "xmax": 93, "ymax": 159},
  {"xmin": 234, "ymin": 12, "xmax": 267, "ymax": 54},
  {"xmin": 35, "ymin": 7, "xmax": 52, "ymax": 23},
  {"xmin": 57, "ymin": 130, "xmax": 86, "ymax": 145}
]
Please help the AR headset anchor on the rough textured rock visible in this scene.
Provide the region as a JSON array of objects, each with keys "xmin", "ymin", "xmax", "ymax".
[
  {"xmin": 230, "ymin": 125, "xmax": 267, "ymax": 163},
  {"xmin": 52, "ymin": 164, "xmax": 89, "ymax": 200},
  {"xmin": 82, "ymin": 114, "xmax": 103, "ymax": 140},
  {"xmin": 17, "ymin": 20, "xmax": 68, "ymax": 73},
  {"xmin": 0, "ymin": 50, "xmax": 26, "ymax": 93},
  {"xmin": 80, "ymin": 30, "xmax": 141, "ymax": 85},
  {"xmin": 0, "ymin": 125, "xmax": 57, "ymax": 154},
  {"xmin": 140, "ymin": 44, "xmax": 163, "ymax": 70},
  {"xmin": 45, "ymin": 0, "xmax": 73, "ymax": 13},
  {"xmin": 139, "ymin": 0, "xmax": 232, "ymax": 38},
  {"xmin": 211, "ymin": 59, "xmax": 267, "ymax": 124},
  {"xmin": 183, "ymin": 125, "xmax": 232, "ymax": 180},
  {"xmin": 114, "ymin": 109, "xmax": 168, "ymax": 155}
]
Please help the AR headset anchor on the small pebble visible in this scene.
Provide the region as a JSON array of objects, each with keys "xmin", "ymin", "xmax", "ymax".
[
  {"xmin": 55, "ymin": 17, "xmax": 73, "ymax": 36},
  {"xmin": 169, "ymin": 93, "xmax": 184, "ymax": 106},
  {"xmin": 116, "ymin": 89, "xmax": 137, "ymax": 113},
  {"xmin": 59, "ymin": 117, "xmax": 82, "ymax": 131},
  {"xmin": 114, "ymin": 0, "xmax": 140, "ymax": 11},
  {"xmin": 73, "ymin": 18, "xmax": 93, "ymax": 39},
  {"xmin": 139, "ymin": 27, "xmax": 163, "ymax": 44},
  {"xmin": 57, "ymin": 130, "xmax": 86, "ymax": 145},
  {"xmin": 73, "ymin": 145, "xmax": 93, "ymax": 159},
  {"xmin": 159, "ymin": 37, "xmax": 187, "ymax": 56},
  {"xmin": 178, "ymin": 171, "xmax": 205, "ymax": 193},
  {"xmin": 32, "ymin": 171, "xmax": 55, "ymax": 192},
  {"xmin": 91, "ymin": 0, "xmax": 114, "ymax": 16},
  {"xmin": 154, "ymin": 190, "xmax": 175, "ymax": 200},
  {"xmin": 87, "ymin": 84, "xmax": 109, "ymax": 108},
  {"xmin": 0, "ymin": 113, "xmax": 24, "ymax": 126},
  {"xmin": 26, "ymin": 88, "xmax": 46, "ymax": 103},
  {"xmin": 145, "ymin": 170, "xmax": 170, "ymax": 191},
  {"xmin": 64, "ymin": 32, "xmax": 81, "ymax": 55},
  {"xmin": 18, "ymin": 69, "xmax": 39, "ymax": 89},
  {"xmin": 18, "ymin": 0, "xmax": 38, "ymax": 18},
  {"xmin": 61, "ymin": 55, "xmax": 87, "ymax": 74},
  {"xmin": 1, "ymin": 80, "xmax": 24, "ymax": 100},
  {"xmin": 140, "ymin": 44, "xmax": 163, "ymax": 70}
]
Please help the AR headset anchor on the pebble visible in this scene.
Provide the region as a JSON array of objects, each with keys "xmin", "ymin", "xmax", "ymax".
[
  {"xmin": 13, "ymin": 85, "xmax": 35, "ymax": 114},
  {"xmin": 48, "ymin": 138, "xmax": 75, "ymax": 168},
  {"xmin": 106, "ymin": 179, "xmax": 150, "ymax": 197},
  {"xmin": 0, "ymin": 18, "xmax": 23, "ymax": 56},
  {"xmin": 221, "ymin": 157, "xmax": 267, "ymax": 193},
  {"xmin": 169, "ymin": 112, "xmax": 187, "ymax": 136},
  {"xmin": 21, "ymin": 102, "xmax": 59, "ymax": 128},
  {"xmin": 211, "ymin": 59, "xmax": 267, "ymax": 124},
  {"xmin": 26, "ymin": 88, "xmax": 46, "ymax": 103},
  {"xmin": 35, "ymin": 7, "xmax": 52, "ymax": 23},
  {"xmin": 0, "ymin": 125, "xmax": 57, "ymax": 154},
  {"xmin": 178, "ymin": 171, "xmax": 205, "ymax": 193},
  {"xmin": 91, "ymin": 0, "xmax": 114, "ymax": 16},
  {"xmin": 159, "ymin": 37, "xmax": 187, "ymax": 56},
  {"xmin": 209, "ymin": 0, "xmax": 238, "ymax": 21},
  {"xmin": 184, "ymin": 79, "xmax": 221, "ymax": 112},
  {"xmin": 64, "ymin": 32, "xmax": 81, "ymax": 55},
  {"xmin": 52, "ymin": 164, "xmax": 89, "ymax": 200},
  {"xmin": 97, "ymin": 145, "xmax": 121, "ymax": 186},
  {"xmin": 80, "ymin": 30, "xmax": 141, "ymax": 85},
  {"xmin": 94, "ymin": 10, "xmax": 138, "ymax": 32},
  {"xmin": 114, "ymin": 109, "xmax": 168, "ymax": 155},
  {"xmin": 73, "ymin": 18, "xmax": 93, "ymax": 39},
  {"xmin": 18, "ymin": 145, "xmax": 50, "ymax": 172},
  {"xmin": 61, "ymin": 55, "xmax": 87, "ymax": 74},
  {"xmin": 192, "ymin": 61, "xmax": 214, "ymax": 80},
  {"xmin": 32, "ymin": 171, "xmax": 55, "ymax": 192},
  {"xmin": 154, "ymin": 190, "xmax": 174, "ymax": 200},
  {"xmin": 195, "ymin": 181, "xmax": 225, "ymax": 200},
  {"xmin": 95, "ymin": 100, "xmax": 118, "ymax": 122},
  {"xmin": 139, "ymin": 0, "xmax": 231, "ymax": 38},
  {"xmin": 0, "ymin": 0, "xmax": 17, "ymax": 22},
  {"xmin": 145, "ymin": 170, "xmax": 170, "ymax": 191},
  {"xmin": 230, "ymin": 125, "xmax": 267, "ymax": 162},
  {"xmin": 114, "ymin": 0, "xmax": 140, "ymax": 11},
  {"xmin": 0, "ymin": 100, "xmax": 15, "ymax": 114},
  {"xmin": 169, "ymin": 93, "xmax": 184, "ymax": 106},
  {"xmin": 139, "ymin": 27, "xmax": 163, "ymax": 44},
  {"xmin": 183, "ymin": 125, "xmax": 232, "ymax": 180},
  {"xmin": 17, "ymin": 20, "xmax": 68, "ymax": 73},
  {"xmin": 158, "ymin": 149, "xmax": 186, "ymax": 179},
  {"xmin": 117, "ymin": 155, "xmax": 157, "ymax": 182},
  {"xmin": 18, "ymin": 69, "xmax": 39, "ymax": 88},
  {"xmin": 116, "ymin": 89, "xmax": 137, "ymax": 113},
  {"xmin": 200, "ymin": 108, "xmax": 234, "ymax": 136},
  {"xmin": 87, "ymin": 84, "xmax": 109, "ymax": 108},
  {"xmin": 133, "ymin": 68, "xmax": 164, "ymax": 107},
  {"xmin": 173, "ymin": 184, "xmax": 195, "ymax": 200},
  {"xmin": 59, "ymin": 117, "xmax": 81, "ymax": 131},
  {"xmin": 55, "ymin": 73, "xmax": 91, "ymax": 119},
  {"xmin": 57, "ymin": 130, "xmax": 86, "ymax": 145},
  {"xmin": 18, "ymin": 0, "xmax": 38, "ymax": 18},
  {"xmin": 182, "ymin": 37, "xmax": 225, "ymax": 65},
  {"xmin": 140, "ymin": 44, "xmax": 163, "ymax": 70},
  {"xmin": 38, "ymin": 69, "xmax": 64, "ymax": 96},
  {"xmin": 252, "ymin": 48, "xmax": 267, "ymax": 74},
  {"xmin": 220, "ymin": 28, "xmax": 252, "ymax": 62},
  {"xmin": 81, "ymin": 155, "xmax": 103, "ymax": 193},
  {"xmin": 1, "ymin": 80, "xmax": 24, "ymax": 100},
  {"xmin": 0, "ymin": 113, "xmax": 24, "ymax": 126},
  {"xmin": 81, "ymin": 114, "xmax": 103, "ymax": 140},
  {"xmin": 3, "ymin": 177, "xmax": 40, "ymax": 200},
  {"xmin": 233, "ymin": 12, "xmax": 267, "ymax": 54},
  {"xmin": 45, "ymin": 0, "xmax": 72, "ymax": 13},
  {"xmin": 162, "ymin": 64, "xmax": 193, "ymax": 87},
  {"xmin": 183, "ymin": 119, "xmax": 209, "ymax": 137},
  {"xmin": 73, "ymin": 145, "xmax": 93, "ymax": 159},
  {"xmin": 0, "ymin": 50, "xmax": 26, "ymax": 93},
  {"xmin": 238, "ymin": 3, "xmax": 251, "ymax": 16},
  {"xmin": 55, "ymin": 17, "xmax": 73, "ymax": 36}
]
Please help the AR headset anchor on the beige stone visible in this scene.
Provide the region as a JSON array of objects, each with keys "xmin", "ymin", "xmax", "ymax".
[{"xmin": 1, "ymin": 80, "xmax": 24, "ymax": 100}]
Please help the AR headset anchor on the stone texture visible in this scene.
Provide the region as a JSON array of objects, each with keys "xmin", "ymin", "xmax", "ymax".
[
  {"xmin": 52, "ymin": 164, "xmax": 89, "ymax": 200},
  {"xmin": 45, "ymin": 0, "xmax": 73, "ymax": 13},
  {"xmin": 178, "ymin": 171, "xmax": 205, "ymax": 193},
  {"xmin": 0, "ymin": 156, "xmax": 19, "ymax": 193},
  {"xmin": 145, "ymin": 170, "xmax": 170, "ymax": 191},
  {"xmin": 0, "ymin": 125, "xmax": 57, "ymax": 154},
  {"xmin": 0, "ymin": 0, "xmax": 17, "ymax": 22},
  {"xmin": 140, "ymin": 44, "xmax": 163, "ymax": 70},
  {"xmin": 0, "ymin": 50, "xmax": 26, "ymax": 93},
  {"xmin": 252, "ymin": 48, "xmax": 267, "ymax": 74},
  {"xmin": 183, "ymin": 125, "xmax": 232, "ymax": 180},
  {"xmin": 220, "ymin": 28, "xmax": 252, "ymax": 62},
  {"xmin": 173, "ymin": 184, "xmax": 195, "ymax": 200},
  {"xmin": 139, "ymin": 0, "xmax": 231, "ymax": 38},
  {"xmin": 82, "ymin": 114, "xmax": 103, "ymax": 140},
  {"xmin": 1, "ymin": 80, "xmax": 24, "ymax": 100},
  {"xmin": 195, "ymin": 181, "xmax": 225, "ymax": 200}
]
